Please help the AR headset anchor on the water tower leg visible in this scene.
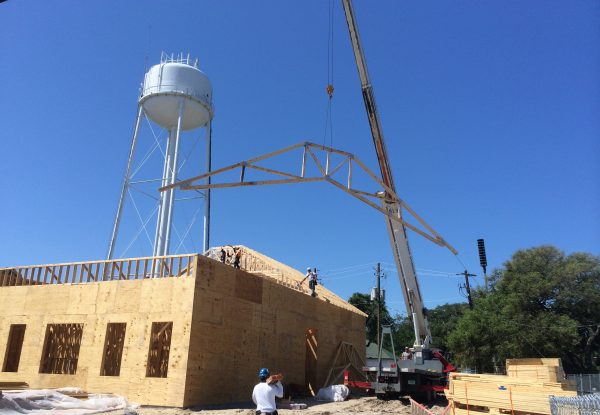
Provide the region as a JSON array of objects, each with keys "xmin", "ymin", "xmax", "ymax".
[
  {"xmin": 162, "ymin": 98, "xmax": 185, "ymax": 256},
  {"xmin": 153, "ymin": 128, "xmax": 173, "ymax": 258},
  {"xmin": 107, "ymin": 105, "xmax": 144, "ymax": 259},
  {"xmin": 203, "ymin": 121, "xmax": 212, "ymax": 253}
]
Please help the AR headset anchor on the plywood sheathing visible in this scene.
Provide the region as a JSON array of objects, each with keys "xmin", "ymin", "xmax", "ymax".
[
  {"xmin": 210, "ymin": 245, "xmax": 367, "ymax": 317},
  {"xmin": 182, "ymin": 254, "xmax": 366, "ymax": 407},
  {"xmin": 0, "ymin": 275, "xmax": 196, "ymax": 407},
  {"xmin": 0, "ymin": 250, "xmax": 366, "ymax": 408}
]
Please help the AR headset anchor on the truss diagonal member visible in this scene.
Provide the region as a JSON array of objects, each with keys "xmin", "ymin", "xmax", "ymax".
[
  {"xmin": 248, "ymin": 164, "xmax": 303, "ymax": 180},
  {"xmin": 351, "ymin": 156, "xmax": 397, "ymax": 200},
  {"xmin": 349, "ymin": 188, "xmax": 386, "ymax": 199},
  {"xmin": 328, "ymin": 156, "xmax": 348, "ymax": 177},
  {"xmin": 400, "ymin": 201, "xmax": 458, "ymax": 254},
  {"xmin": 324, "ymin": 176, "xmax": 432, "ymax": 240},
  {"xmin": 163, "ymin": 142, "xmax": 307, "ymax": 192},
  {"xmin": 306, "ymin": 145, "xmax": 327, "ymax": 176},
  {"xmin": 158, "ymin": 141, "xmax": 454, "ymax": 253},
  {"xmin": 384, "ymin": 200, "xmax": 456, "ymax": 253}
]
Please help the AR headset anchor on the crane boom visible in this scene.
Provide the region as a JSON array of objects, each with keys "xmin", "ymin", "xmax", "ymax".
[{"xmin": 341, "ymin": 0, "xmax": 431, "ymax": 347}]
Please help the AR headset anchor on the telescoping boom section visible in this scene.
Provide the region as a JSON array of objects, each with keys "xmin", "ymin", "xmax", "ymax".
[{"xmin": 341, "ymin": 0, "xmax": 455, "ymax": 349}]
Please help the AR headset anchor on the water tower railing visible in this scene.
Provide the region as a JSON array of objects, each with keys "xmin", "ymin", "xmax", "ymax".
[
  {"xmin": 160, "ymin": 51, "xmax": 199, "ymax": 68},
  {"xmin": 140, "ymin": 83, "xmax": 212, "ymax": 107}
]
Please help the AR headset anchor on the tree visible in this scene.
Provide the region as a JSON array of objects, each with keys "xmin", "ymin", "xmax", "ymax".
[
  {"xmin": 391, "ymin": 314, "xmax": 415, "ymax": 351},
  {"xmin": 427, "ymin": 303, "xmax": 469, "ymax": 352},
  {"xmin": 348, "ymin": 292, "xmax": 393, "ymax": 345},
  {"xmin": 448, "ymin": 246, "xmax": 600, "ymax": 373}
]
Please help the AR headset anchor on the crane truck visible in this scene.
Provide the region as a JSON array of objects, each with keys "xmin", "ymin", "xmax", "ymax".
[{"xmin": 340, "ymin": 0, "xmax": 457, "ymax": 399}]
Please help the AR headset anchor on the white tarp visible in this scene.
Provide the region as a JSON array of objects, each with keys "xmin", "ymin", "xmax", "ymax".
[
  {"xmin": 314, "ymin": 384, "xmax": 350, "ymax": 402},
  {"xmin": 0, "ymin": 388, "xmax": 136, "ymax": 414}
]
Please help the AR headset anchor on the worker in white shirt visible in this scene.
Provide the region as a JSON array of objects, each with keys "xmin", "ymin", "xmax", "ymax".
[
  {"xmin": 252, "ymin": 367, "xmax": 283, "ymax": 415},
  {"xmin": 300, "ymin": 267, "xmax": 318, "ymax": 297}
]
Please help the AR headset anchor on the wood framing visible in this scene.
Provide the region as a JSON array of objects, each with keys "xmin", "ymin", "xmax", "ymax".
[
  {"xmin": 0, "ymin": 248, "xmax": 366, "ymax": 407},
  {"xmin": 39, "ymin": 323, "xmax": 84, "ymax": 375},
  {"xmin": 100, "ymin": 323, "xmax": 126, "ymax": 376},
  {"xmin": 322, "ymin": 341, "xmax": 367, "ymax": 387}
]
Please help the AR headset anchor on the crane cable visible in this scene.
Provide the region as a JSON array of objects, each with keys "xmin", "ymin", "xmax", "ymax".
[{"xmin": 323, "ymin": 0, "xmax": 335, "ymax": 148}]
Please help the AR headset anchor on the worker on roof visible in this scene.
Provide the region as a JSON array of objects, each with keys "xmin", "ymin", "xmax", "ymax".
[
  {"xmin": 233, "ymin": 247, "xmax": 242, "ymax": 269},
  {"xmin": 300, "ymin": 267, "xmax": 318, "ymax": 297},
  {"xmin": 311, "ymin": 267, "xmax": 319, "ymax": 297},
  {"xmin": 252, "ymin": 367, "xmax": 283, "ymax": 415}
]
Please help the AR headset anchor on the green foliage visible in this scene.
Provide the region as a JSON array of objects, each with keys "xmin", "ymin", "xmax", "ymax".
[
  {"xmin": 349, "ymin": 293, "xmax": 468, "ymax": 356},
  {"xmin": 428, "ymin": 303, "xmax": 469, "ymax": 351},
  {"xmin": 448, "ymin": 246, "xmax": 600, "ymax": 373},
  {"xmin": 348, "ymin": 247, "xmax": 599, "ymax": 373},
  {"xmin": 348, "ymin": 292, "xmax": 393, "ymax": 345},
  {"xmin": 391, "ymin": 314, "xmax": 415, "ymax": 351},
  {"xmin": 392, "ymin": 303, "xmax": 468, "ymax": 352}
]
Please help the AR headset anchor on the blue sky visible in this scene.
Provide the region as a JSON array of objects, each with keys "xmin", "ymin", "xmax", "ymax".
[{"xmin": 1, "ymin": 1, "xmax": 598, "ymax": 316}]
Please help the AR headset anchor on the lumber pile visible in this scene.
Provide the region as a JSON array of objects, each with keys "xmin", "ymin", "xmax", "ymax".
[
  {"xmin": 0, "ymin": 381, "xmax": 29, "ymax": 391},
  {"xmin": 506, "ymin": 358, "xmax": 565, "ymax": 383},
  {"xmin": 445, "ymin": 359, "xmax": 576, "ymax": 415}
]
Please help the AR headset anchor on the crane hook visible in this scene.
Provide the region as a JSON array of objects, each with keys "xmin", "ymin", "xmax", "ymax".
[{"xmin": 326, "ymin": 84, "xmax": 334, "ymax": 99}]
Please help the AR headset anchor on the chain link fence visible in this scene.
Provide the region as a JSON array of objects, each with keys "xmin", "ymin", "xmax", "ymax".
[
  {"xmin": 567, "ymin": 374, "xmax": 600, "ymax": 395},
  {"xmin": 550, "ymin": 393, "xmax": 600, "ymax": 415}
]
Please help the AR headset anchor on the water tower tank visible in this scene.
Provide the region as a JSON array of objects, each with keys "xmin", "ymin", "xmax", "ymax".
[{"xmin": 140, "ymin": 53, "xmax": 213, "ymax": 131}]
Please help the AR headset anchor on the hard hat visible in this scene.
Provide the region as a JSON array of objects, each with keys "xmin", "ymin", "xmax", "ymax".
[
  {"xmin": 259, "ymin": 368, "xmax": 270, "ymax": 379},
  {"xmin": 307, "ymin": 267, "xmax": 311, "ymax": 271}
]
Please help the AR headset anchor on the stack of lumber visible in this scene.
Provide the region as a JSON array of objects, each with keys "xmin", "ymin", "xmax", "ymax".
[
  {"xmin": 506, "ymin": 358, "xmax": 565, "ymax": 383},
  {"xmin": 0, "ymin": 381, "xmax": 29, "ymax": 391},
  {"xmin": 445, "ymin": 359, "xmax": 576, "ymax": 415}
]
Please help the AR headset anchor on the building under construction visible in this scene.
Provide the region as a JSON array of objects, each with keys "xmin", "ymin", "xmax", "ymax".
[{"xmin": 0, "ymin": 246, "xmax": 366, "ymax": 407}]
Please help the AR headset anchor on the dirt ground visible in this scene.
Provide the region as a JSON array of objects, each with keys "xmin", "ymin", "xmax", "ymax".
[{"xmin": 115, "ymin": 396, "xmax": 449, "ymax": 415}]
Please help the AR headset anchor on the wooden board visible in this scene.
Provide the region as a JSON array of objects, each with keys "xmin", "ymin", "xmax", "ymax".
[
  {"xmin": 506, "ymin": 358, "xmax": 565, "ymax": 382},
  {"xmin": 445, "ymin": 364, "xmax": 576, "ymax": 415}
]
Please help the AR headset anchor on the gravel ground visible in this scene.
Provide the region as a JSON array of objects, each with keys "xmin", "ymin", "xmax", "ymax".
[{"xmin": 111, "ymin": 396, "xmax": 449, "ymax": 415}]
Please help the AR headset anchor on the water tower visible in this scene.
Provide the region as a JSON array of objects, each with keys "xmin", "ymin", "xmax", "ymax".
[{"xmin": 107, "ymin": 52, "xmax": 214, "ymax": 259}]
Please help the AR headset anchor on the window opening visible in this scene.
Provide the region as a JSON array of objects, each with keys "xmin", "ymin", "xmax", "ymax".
[
  {"xmin": 2, "ymin": 324, "xmax": 26, "ymax": 372},
  {"xmin": 39, "ymin": 324, "xmax": 83, "ymax": 374},
  {"xmin": 146, "ymin": 322, "xmax": 172, "ymax": 378},
  {"xmin": 100, "ymin": 323, "xmax": 126, "ymax": 376}
]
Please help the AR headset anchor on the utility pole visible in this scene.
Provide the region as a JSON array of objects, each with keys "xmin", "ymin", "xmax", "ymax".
[
  {"xmin": 458, "ymin": 270, "xmax": 476, "ymax": 309},
  {"xmin": 376, "ymin": 262, "xmax": 381, "ymax": 347}
]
